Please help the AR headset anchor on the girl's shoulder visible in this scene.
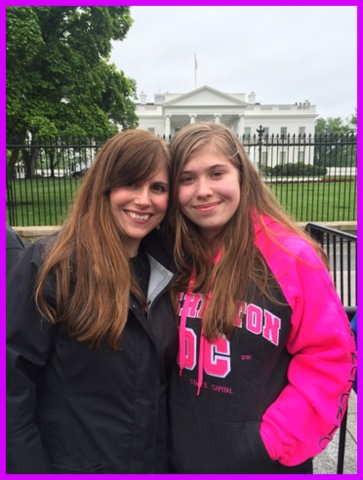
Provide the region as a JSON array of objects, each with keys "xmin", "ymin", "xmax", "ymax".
[{"xmin": 253, "ymin": 215, "xmax": 323, "ymax": 267}]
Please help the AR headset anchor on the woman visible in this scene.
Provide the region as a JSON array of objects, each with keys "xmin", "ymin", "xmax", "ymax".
[
  {"xmin": 6, "ymin": 130, "xmax": 178, "ymax": 473},
  {"xmin": 168, "ymin": 121, "xmax": 356, "ymax": 474}
]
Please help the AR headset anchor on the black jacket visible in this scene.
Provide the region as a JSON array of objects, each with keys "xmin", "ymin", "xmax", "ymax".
[
  {"xmin": 6, "ymin": 223, "xmax": 25, "ymax": 276},
  {"xmin": 6, "ymin": 229, "xmax": 178, "ymax": 473}
]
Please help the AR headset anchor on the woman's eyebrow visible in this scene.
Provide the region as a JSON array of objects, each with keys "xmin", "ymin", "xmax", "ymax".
[{"xmin": 153, "ymin": 181, "xmax": 169, "ymax": 186}]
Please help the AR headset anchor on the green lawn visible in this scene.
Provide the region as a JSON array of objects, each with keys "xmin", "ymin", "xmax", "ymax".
[
  {"xmin": 268, "ymin": 179, "xmax": 356, "ymax": 222},
  {"xmin": 6, "ymin": 177, "xmax": 357, "ymax": 226},
  {"xmin": 6, "ymin": 177, "xmax": 82, "ymax": 226}
]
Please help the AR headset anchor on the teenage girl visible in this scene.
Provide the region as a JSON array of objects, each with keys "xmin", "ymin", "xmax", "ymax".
[{"xmin": 168, "ymin": 121, "xmax": 356, "ymax": 474}]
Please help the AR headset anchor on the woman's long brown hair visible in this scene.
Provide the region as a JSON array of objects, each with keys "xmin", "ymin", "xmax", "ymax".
[
  {"xmin": 169, "ymin": 121, "xmax": 328, "ymax": 341},
  {"xmin": 35, "ymin": 129, "xmax": 170, "ymax": 350}
]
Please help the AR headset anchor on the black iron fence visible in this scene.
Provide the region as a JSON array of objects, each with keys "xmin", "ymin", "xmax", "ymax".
[
  {"xmin": 6, "ymin": 131, "xmax": 357, "ymax": 226},
  {"xmin": 6, "ymin": 137, "xmax": 106, "ymax": 227},
  {"xmin": 305, "ymin": 223, "xmax": 357, "ymax": 474},
  {"xmin": 305, "ymin": 223, "xmax": 357, "ymax": 307}
]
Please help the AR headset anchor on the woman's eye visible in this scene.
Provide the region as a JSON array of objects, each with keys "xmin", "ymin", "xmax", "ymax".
[
  {"xmin": 152, "ymin": 184, "xmax": 168, "ymax": 193},
  {"xmin": 212, "ymin": 171, "xmax": 223, "ymax": 178}
]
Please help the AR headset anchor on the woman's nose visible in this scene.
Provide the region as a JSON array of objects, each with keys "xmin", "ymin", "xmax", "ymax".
[{"xmin": 134, "ymin": 187, "xmax": 151, "ymax": 206}]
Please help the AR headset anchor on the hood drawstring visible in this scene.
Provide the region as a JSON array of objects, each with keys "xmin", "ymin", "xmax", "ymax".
[
  {"xmin": 178, "ymin": 248, "xmax": 223, "ymax": 395},
  {"xmin": 197, "ymin": 327, "xmax": 206, "ymax": 395},
  {"xmin": 178, "ymin": 274, "xmax": 195, "ymax": 375}
]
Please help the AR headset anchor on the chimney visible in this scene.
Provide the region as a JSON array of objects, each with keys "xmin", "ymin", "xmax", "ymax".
[{"xmin": 248, "ymin": 92, "xmax": 256, "ymax": 104}]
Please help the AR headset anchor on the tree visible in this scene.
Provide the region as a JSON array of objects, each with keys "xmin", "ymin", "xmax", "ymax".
[
  {"xmin": 7, "ymin": 6, "xmax": 138, "ymax": 177},
  {"xmin": 314, "ymin": 115, "xmax": 357, "ymax": 168},
  {"xmin": 315, "ymin": 116, "xmax": 355, "ymax": 136},
  {"xmin": 349, "ymin": 111, "xmax": 357, "ymax": 133}
]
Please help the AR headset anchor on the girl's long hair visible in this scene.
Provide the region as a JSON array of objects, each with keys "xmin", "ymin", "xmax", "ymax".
[
  {"xmin": 35, "ymin": 129, "xmax": 170, "ymax": 350},
  {"xmin": 169, "ymin": 121, "xmax": 328, "ymax": 341}
]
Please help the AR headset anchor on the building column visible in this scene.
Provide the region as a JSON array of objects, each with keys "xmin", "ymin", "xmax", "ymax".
[
  {"xmin": 237, "ymin": 114, "xmax": 245, "ymax": 138},
  {"xmin": 189, "ymin": 114, "xmax": 196, "ymax": 124},
  {"xmin": 165, "ymin": 115, "xmax": 171, "ymax": 141}
]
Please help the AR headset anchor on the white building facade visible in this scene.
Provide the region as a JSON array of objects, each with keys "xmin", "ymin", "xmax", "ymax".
[{"xmin": 135, "ymin": 86, "xmax": 318, "ymax": 167}]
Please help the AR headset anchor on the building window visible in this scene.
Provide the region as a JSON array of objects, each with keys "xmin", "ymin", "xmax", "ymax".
[
  {"xmin": 261, "ymin": 152, "xmax": 268, "ymax": 166},
  {"xmin": 244, "ymin": 127, "xmax": 251, "ymax": 138},
  {"xmin": 148, "ymin": 128, "xmax": 155, "ymax": 134},
  {"xmin": 280, "ymin": 152, "xmax": 287, "ymax": 164},
  {"xmin": 263, "ymin": 127, "xmax": 269, "ymax": 138},
  {"xmin": 154, "ymin": 95, "xmax": 165, "ymax": 104},
  {"xmin": 280, "ymin": 127, "xmax": 287, "ymax": 138},
  {"xmin": 299, "ymin": 127, "xmax": 306, "ymax": 136},
  {"xmin": 298, "ymin": 151, "xmax": 305, "ymax": 163}
]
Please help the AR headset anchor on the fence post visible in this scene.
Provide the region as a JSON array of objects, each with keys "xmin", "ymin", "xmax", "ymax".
[
  {"xmin": 257, "ymin": 125, "xmax": 265, "ymax": 170},
  {"xmin": 6, "ymin": 164, "xmax": 15, "ymax": 226}
]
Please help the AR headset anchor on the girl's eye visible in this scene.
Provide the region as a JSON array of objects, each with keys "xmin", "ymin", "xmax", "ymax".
[
  {"xmin": 212, "ymin": 171, "xmax": 223, "ymax": 178},
  {"xmin": 180, "ymin": 176, "xmax": 193, "ymax": 184}
]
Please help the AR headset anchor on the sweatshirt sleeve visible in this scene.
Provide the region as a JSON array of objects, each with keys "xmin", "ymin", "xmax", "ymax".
[
  {"xmin": 257, "ymin": 236, "xmax": 357, "ymax": 466},
  {"xmin": 6, "ymin": 242, "xmax": 56, "ymax": 473}
]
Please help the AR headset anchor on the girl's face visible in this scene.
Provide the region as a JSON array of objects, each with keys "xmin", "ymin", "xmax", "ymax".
[
  {"xmin": 178, "ymin": 148, "xmax": 240, "ymax": 240},
  {"xmin": 110, "ymin": 166, "xmax": 169, "ymax": 257}
]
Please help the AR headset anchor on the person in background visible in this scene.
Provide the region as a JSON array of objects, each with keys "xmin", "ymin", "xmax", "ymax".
[
  {"xmin": 167, "ymin": 121, "xmax": 356, "ymax": 474},
  {"xmin": 6, "ymin": 223, "xmax": 25, "ymax": 276},
  {"xmin": 7, "ymin": 130, "xmax": 178, "ymax": 473},
  {"xmin": 350, "ymin": 312, "xmax": 357, "ymax": 393}
]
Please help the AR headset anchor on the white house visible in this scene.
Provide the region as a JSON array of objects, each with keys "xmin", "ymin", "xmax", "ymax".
[
  {"xmin": 135, "ymin": 86, "xmax": 318, "ymax": 167},
  {"xmin": 135, "ymin": 85, "xmax": 317, "ymax": 138}
]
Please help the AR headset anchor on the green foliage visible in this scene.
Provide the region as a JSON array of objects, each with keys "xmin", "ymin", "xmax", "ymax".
[
  {"xmin": 314, "ymin": 116, "xmax": 357, "ymax": 168},
  {"xmin": 268, "ymin": 162, "xmax": 327, "ymax": 177},
  {"xmin": 6, "ymin": 7, "xmax": 138, "ymax": 147},
  {"xmin": 315, "ymin": 116, "xmax": 356, "ymax": 136}
]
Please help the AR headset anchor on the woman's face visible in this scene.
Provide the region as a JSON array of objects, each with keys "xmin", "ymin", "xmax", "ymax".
[
  {"xmin": 110, "ymin": 166, "xmax": 169, "ymax": 256},
  {"xmin": 177, "ymin": 148, "xmax": 240, "ymax": 240}
]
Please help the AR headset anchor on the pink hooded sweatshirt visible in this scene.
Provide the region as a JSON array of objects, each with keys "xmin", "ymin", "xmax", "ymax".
[
  {"xmin": 169, "ymin": 215, "xmax": 356, "ymax": 473},
  {"xmin": 255, "ymin": 216, "xmax": 356, "ymax": 465}
]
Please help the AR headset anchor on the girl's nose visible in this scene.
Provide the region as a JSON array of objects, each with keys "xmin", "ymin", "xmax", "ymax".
[{"xmin": 195, "ymin": 179, "xmax": 213, "ymax": 198}]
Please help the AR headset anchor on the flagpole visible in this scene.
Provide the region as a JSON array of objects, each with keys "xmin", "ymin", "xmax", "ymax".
[{"xmin": 194, "ymin": 53, "xmax": 197, "ymax": 89}]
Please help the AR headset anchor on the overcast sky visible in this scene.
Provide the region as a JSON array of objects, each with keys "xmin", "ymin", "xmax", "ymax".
[{"xmin": 109, "ymin": 5, "xmax": 357, "ymax": 122}]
